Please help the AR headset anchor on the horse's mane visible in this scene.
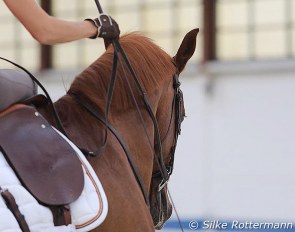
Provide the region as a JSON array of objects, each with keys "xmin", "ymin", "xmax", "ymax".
[{"xmin": 68, "ymin": 33, "xmax": 176, "ymax": 111}]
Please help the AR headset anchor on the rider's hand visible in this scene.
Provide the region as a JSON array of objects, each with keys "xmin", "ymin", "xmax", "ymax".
[{"xmin": 85, "ymin": 14, "xmax": 120, "ymax": 40}]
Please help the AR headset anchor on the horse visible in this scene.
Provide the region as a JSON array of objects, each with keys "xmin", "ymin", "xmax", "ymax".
[{"xmin": 38, "ymin": 29, "xmax": 199, "ymax": 232}]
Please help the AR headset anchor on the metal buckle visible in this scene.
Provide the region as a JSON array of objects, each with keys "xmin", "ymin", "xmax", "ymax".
[
  {"xmin": 157, "ymin": 166, "xmax": 173, "ymax": 192},
  {"xmin": 158, "ymin": 179, "xmax": 168, "ymax": 192}
]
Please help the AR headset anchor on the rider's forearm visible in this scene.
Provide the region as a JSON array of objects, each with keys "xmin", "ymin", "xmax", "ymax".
[
  {"xmin": 4, "ymin": 0, "xmax": 98, "ymax": 45},
  {"xmin": 29, "ymin": 17, "xmax": 98, "ymax": 45}
]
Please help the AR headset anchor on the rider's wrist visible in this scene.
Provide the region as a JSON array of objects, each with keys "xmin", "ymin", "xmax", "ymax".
[{"xmin": 84, "ymin": 19, "xmax": 100, "ymax": 39}]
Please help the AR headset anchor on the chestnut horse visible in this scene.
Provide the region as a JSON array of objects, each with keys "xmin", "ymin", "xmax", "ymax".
[{"xmin": 39, "ymin": 29, "xmax": 198, "ymax": 231}]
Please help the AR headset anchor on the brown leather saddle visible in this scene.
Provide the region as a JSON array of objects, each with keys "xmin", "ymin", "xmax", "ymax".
[{"xmin": 0, "ymin": 104, "xmax": 84, "ymax": 226}]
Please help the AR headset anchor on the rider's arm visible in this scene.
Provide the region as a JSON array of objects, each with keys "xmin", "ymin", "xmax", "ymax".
[{"xmin": 3, "ymin": 0, "xmax": 98, "ymax": 45}]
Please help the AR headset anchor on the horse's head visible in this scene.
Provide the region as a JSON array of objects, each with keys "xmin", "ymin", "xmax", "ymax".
[{"xmin": 149, "ymin": 29, "xmax": 199, "ymax": 229}]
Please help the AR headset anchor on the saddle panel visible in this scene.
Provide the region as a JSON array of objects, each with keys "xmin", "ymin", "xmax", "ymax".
[{"xmin": 0, "ymin": 105, "xmax": 84, "ymax": 205}]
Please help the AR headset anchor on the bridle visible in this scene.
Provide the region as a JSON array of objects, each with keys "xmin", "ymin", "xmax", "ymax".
[{"xmin": 152, "ymin": 74, "xmax": 184, "ymax": 192}]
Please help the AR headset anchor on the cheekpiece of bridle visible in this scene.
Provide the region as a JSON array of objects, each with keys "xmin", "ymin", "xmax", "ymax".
[{"xmin": 153, "ymin": 74, "xmax": 184, "ymax": 192}]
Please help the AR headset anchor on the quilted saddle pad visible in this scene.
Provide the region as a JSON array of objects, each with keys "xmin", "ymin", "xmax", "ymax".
[{"xmin": 0, "ymin": 128, "xmax": 108, "ymax": 232}]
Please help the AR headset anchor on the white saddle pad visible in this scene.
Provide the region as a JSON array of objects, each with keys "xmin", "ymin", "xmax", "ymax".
[{"xmin": 0, "ymin": 128, "xmax": 108, "ymax": 232}]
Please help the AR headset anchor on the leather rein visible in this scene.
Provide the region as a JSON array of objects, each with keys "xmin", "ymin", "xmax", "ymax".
[{"xmin": 68, "ymin": 40, "xmax": 184, "ymax": 208}]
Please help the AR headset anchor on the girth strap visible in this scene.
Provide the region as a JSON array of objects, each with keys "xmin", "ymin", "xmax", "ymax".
[
  {"xmin": 49, "ymin": 205, "xmax": 72, "ymax": 226},
  {"xmin": 1, "ymin": 188, "xmax": 30, "ymax": 232}
]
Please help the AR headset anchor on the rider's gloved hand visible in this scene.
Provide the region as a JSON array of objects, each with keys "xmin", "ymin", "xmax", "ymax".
[{"xmin": 85, "ymin": 14, "xmax": 120, "ymax": 40}]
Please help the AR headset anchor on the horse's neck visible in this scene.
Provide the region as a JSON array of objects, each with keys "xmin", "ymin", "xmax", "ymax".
[
  {"xmin": 112, "ymin": 109, "xmax": 156, "ymax": 189},
  {"xmin": 38, "ymin": 94, "xmax": 155, "ymax": 190},
  {"xmin": 46, "ymin": 96, "xmax": 155, "ymax": 232}
]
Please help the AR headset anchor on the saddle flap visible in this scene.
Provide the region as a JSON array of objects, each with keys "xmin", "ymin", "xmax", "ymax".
[{"xmin": 0, "ymin": 105, "xmax": 84, "ymax": 206}]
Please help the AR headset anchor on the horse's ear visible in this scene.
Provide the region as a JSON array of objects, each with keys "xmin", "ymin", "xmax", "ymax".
[{"xmin": 174, "ymin": 28, "xmax": 199, "ymax": 74}]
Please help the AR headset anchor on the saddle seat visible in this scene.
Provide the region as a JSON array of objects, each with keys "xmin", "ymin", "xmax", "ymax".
[
  {"xmin": 0, "ymin": 69, "xmax": 38, "ymax": 111},
  {"xmin": 0, "ymin": 105, "xmax": 108, "ymax": 231}
]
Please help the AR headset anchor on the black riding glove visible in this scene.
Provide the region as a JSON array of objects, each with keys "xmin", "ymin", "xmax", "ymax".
[{"xmin": 85, "ymin": 14, "xmax": 120, "ymax": 40}]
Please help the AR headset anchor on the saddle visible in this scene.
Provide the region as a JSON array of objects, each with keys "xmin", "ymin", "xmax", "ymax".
[
  {"xmin": 0, "ymin": 104, "xmax": 84, "ymax": 229},
  {"xmin": 0, "ymin": 70, "xmax": 108, "ymax": 231},
  {"xmin": 0, "ymin": 105, "xmax": 84, "ymax": 205}
]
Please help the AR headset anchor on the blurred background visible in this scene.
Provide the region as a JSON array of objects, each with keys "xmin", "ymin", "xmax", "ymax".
[{"xmin": 1, "ymin": 0, "xmax": 295, "ymax": 231}]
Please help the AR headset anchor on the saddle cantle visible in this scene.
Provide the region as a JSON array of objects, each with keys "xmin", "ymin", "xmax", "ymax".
[
  {"xmin": 0, "ymin": 105, "xmax": 84, "ymax": 205},
  {"xmin": 0, "ymin": 69, "xmax": 37, "ymax": 111}
]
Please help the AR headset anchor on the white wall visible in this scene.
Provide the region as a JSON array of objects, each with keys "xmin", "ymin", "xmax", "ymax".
[{"xmin": 169, "ymin": 60, "xmax": 295, "ymax": 225}]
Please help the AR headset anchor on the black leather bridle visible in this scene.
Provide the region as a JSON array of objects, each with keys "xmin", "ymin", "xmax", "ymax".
[
  {"xmin": 154, "ymin": 76, "xmax": 184, "ymax": 198},
  {"xmin": 152, "ymin": 74, "xmax": 184, "ymax": 192}
]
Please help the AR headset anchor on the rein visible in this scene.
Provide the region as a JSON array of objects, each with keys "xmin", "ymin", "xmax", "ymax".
[
  {"xmin": 70, "ymin": 92, "xmax": 151, "ymax": 207},
  {"xmin": 74, "ymin": 2, "xmax": 185, "ymax": 226},
  {"xmin": 91, "ymin": 0, "xmax": 171, "ymax": 187},
  {"xmin": 114, "ymin": 41, "xmax": 170, "ymax": 184},
  {"xmin": 71, "ymin": 37, "xmax": 172, "ymax": 193}
]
